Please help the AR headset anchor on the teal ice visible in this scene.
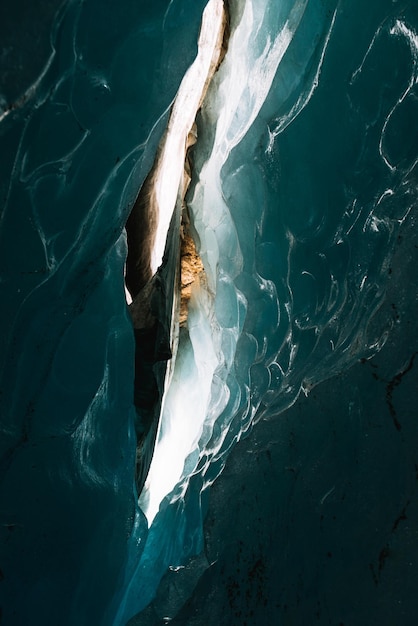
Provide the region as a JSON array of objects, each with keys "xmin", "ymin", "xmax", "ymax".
[{"xmin": 0, "ymin": 1, "xmax": 417, "ymax": 624}]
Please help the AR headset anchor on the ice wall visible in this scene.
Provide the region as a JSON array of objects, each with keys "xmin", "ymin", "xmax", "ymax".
[
  {"xmin": 0, "ymin": 1, "xmax": 207, "ymax": 624},
  {"xmin": 129, "ymin": 0, "xmax": 417, "ymax": 621},
  {"xmin": 1, "ymin": 0, "xmax": 417, "ymax": 624}
]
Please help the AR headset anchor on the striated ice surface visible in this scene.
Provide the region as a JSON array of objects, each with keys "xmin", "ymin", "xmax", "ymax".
[
  {"xmin": 133, "ymin": 0, "xmax": 417, "ymax": 617},
  {"xmin": 0, "ymin": 1, "xmax": 208, "ymax": 624},
  {"xmin": 1, "ymin": 0, "xmax": 418, "ymax": 624}
]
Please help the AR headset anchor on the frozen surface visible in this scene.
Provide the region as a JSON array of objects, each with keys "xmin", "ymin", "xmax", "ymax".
[
  {"xmin": 134, "ymin": 2, "xmax": 418, "ymax": 622},
  {"xmin": 0, "ymin": 1, "xmax": 207, "ymax": 624},
  {"xmin": 1, "ymin": 0, "xmax": 417, "ymax": 624},
  {"xmin": 139, "ymin": 210, "xmax": 418, "ymax": 625}
]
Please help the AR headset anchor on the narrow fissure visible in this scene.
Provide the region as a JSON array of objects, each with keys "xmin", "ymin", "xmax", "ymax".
[{"xmin": 124, "ymin": 0, "xmax": 231, "ymax": 494}]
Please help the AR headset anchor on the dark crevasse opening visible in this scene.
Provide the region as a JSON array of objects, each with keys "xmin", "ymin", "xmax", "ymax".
[{"xmin": 124, "ymin": 0, "xmax": 229, "ymax": 495}]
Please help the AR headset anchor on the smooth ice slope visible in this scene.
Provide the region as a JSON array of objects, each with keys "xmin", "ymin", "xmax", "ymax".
[{"xmin": 0, "ymin": 1, "xmax": 207, "ymax": 624}]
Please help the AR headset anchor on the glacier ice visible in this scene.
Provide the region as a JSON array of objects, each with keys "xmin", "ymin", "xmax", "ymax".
[
  {"xmin": 0, "ymin": 1, "xmax": 208, "ymax": 623},
  {"xmin": 1, "ymin": 0, "xmax": 418, "ymax": 624}
]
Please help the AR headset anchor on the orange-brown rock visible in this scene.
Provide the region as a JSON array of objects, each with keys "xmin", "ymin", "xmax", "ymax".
[{"xmin": 179, "ymin": 226, "xmax": 205, "ymax": 326}]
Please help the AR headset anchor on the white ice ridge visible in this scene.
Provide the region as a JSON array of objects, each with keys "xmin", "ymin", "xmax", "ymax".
[
  {"xmin": 209, "ymin": 0, "xmax": 309, "ymax": 162},
  {"xmin": 150, "ymin": 0, "xmax": 225, "ymax": 276},
  {"xmin": 139, "ymin": 286, "xmax": 219, "ymax": 524},
  {"xmin": 379, "ymin": 20, "xmax": 418, "ymax": 173}
]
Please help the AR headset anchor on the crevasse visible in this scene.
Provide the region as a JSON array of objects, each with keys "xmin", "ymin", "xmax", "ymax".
[{"xmin": 140, "ymin": 0, "xmax": 337, "ymax": 525}]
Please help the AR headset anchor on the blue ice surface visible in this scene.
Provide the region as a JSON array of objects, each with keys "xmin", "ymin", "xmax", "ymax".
[
  {"xmin": 0, "ymin": 1, "xmax": 207, "ymax": 624},
  {"xmin": 1, "ymin": 0, "xmax": 418, "ymax": 624}
]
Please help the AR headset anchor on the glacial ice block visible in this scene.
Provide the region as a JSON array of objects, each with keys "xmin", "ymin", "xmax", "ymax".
[{"xmin": 0, "ymin": 1, "xmax": 208, "ymax": 624}]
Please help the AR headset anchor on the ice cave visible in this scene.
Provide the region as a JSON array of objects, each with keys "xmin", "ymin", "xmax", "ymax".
[{"xmin": 1, "ymin": 0, "xmax": 418, "ymax": 624}]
